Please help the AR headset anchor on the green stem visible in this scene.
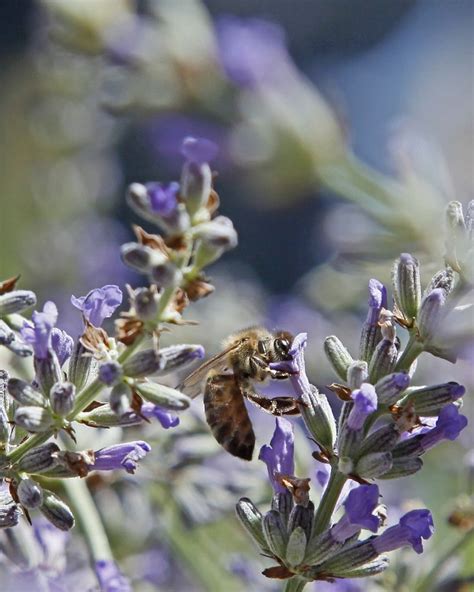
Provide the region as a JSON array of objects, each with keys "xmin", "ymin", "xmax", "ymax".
[
  {"xmin": 62, "ymin": 478, "xmax": 113, "ymax": 563},
  {"xmin": 151, "ymin": 486, "xmax": 242, "ymax": 592},
  {"xmin": 6, "ymin": 432, "xmax": 51, "ymax": 463},
  {"xmin": 312, "ymin": 469, "xmax": 347, "ymax": 536},
  {"xmin": 416, "ymin": 529, "xmax": 474, "ymax": 592},
  {"xmin": 395, "ymin": 334, "xmax": 424, "ymax": 372},
  {"xmin": 284, "ymin": 576, "xmax": 309, "ymax": 592}
]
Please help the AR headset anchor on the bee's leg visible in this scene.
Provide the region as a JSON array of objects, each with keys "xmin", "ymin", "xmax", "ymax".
[
  {"xmin": 245, "ymin": 392, "xmax": 301, "ymax": 416},
  {"xmin": 248, "ymin": 355, "xmax": 290, "ymax": 380}
]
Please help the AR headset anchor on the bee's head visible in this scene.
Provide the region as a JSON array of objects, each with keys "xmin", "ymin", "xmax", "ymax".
[{"xmin": 273, "ymin": 331, "xmax": 294, "ymax": 361}]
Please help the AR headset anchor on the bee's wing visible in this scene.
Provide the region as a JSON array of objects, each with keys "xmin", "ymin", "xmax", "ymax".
[
  {"xmin": 177, "ymin": 344, "xmax": 238, "ymax": 399},
  {"xmin": 204, "ymin": 373, "xmax": 255, "ymax": 460}
]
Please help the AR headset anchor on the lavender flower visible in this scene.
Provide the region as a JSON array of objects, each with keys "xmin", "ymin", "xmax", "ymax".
[
  {"xmin": 259, "ymin": 418, "xmax": 294, "ymax": 493},
  {"xmin": 71, "ymin": 285, "xmax": 123, "ymax": 327},
  {"xmin": 91, "ymin": 441, "xmax": 151, "ymax": 474},
  {"xmin": 20, "ymin": 301, "xmax": 58, "ymax": 359},
  {"xmin": 417, "ymin": 404, "xmax": 468, "ymax": 452},
  {"xmin": 373, "ymin": 509, "xmax": 434, "ymax": 554},
  {"xmin": 331, "ymin": 485, "xmax": 380, "ymax": 543},
  {"xmin": 95, "ymin": 559, "xmax": 132, "ymax": 592},
  {"xmin": 359, "ymin": 279, "xmax": 387, "ymax": 362},
  {"xmin": 140, "ymin": 403, "xmax": 180, "ymax": 429},
  {"xmin": 145, "ymin": 181, "xmax": 180, "ymax": 217},
  {"xmin": 347, "ymin": 384, "xmax": 378, "ymax": 430},
  {"xmin": 181, "ymin": 136, "xmax": 218, "ymax": 165},
  {"xmin": 51, "ymin": 328, "xmax": 74, "ymax": 367}
]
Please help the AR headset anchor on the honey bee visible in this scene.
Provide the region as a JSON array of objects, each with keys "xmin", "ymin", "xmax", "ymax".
[{"xmin": 179, "ymin": 327, "xmax": 301, "ymax": 460}]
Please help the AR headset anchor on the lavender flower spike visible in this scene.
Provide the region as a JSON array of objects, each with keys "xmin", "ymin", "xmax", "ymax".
[
  {"xmin": 347, "ymin": 384, "xmax": 378, "ymax": 430},
  {"xmin": 71, "ymin": 285, "xmax": 123, "ymax": 327},
  {"xmin": 95, "ymin": 559, "xmax": 132, "ymax": 592},
  {"xmin": 373, "ymin": 509, "xmax": 434, "ymax": 554},
  {"xmin": 92, "ymin": 441, "xmax": 151, "ymax": 474},
  {"xmin": 331, "ymin": 484, "xmax": 380, "ymax": 543},
  {"xmin": 259, "ymin": 417, "xmax": 294, "ymax": 493},
  {"xmin": 20, "ymin": 301, "xmax": 58, "ymax": 359}
]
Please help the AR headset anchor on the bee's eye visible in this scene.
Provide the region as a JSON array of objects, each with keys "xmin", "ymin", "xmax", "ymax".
[
  {"xmin": 257, "ymin": 340, "xmax": 267, "ymax": 355},
  {"xmin": 274, "ymin": 338, "xmax": 290, "ymax": 356}
]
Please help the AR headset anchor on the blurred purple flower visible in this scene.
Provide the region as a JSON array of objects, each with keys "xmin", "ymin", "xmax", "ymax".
[
  {"xmin": 98, "ymin": 361, "xmax": 123, "ymax": 386},
  {"xmin": 21, "ymin": 301, "xmax": 58, "ymax": 359},
  {"xmin": 71, "ymin": 285, "xmax": 122, "ymax": 327},
  {"xmin": 51, "ymin": 328, "xmax": 74, "ymax": 367},
  {"xmin": 92, "ymin": 441, "xmax": 151, "ymax": 474},
  {"xmin": 145, "ymin": 182, "xmax": 180, "ymax": 217},
  {"xmin": 331, "ymin": 484, "xmax": 380, "ymax": 542},
  {"xmin": 95, "ymin": 559, "xmax": 132, "ymax": 592},
  {"xmin": 33, "ymin": 518, "xmax": 69, "ymax": 578},
  {"xmin": 259, "ymin": 417, "xmax": 294, "ymax": 493},
  {"xmin": 181, "ymin": 136, "xmax": 218, "ymax": 165},
  {"xmin": 216, "ymin": 16, "xmax": 290, "ymax": 87},
  {"xmin": 347, "ymin": 383, "xmax": 378, "ymax": 430},
  {"xmin": 373, "ymin": 509, "xmax": 434, "ymax": 554}
]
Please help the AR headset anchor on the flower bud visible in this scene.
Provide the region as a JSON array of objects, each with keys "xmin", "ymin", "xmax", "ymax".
[
  {"xmin": 300, "ymin": 385, "xmax": 336, "ymax": 454},
  {"xmin": 375, "ymin": 372, "xmax": 410, "ymax": 406},
  {"xmin": 263, "ymin": 510, "xmax": 287, "ymax": 558},
  {"xmin": 68, "ymin": 341, "xmax": 93, "ymax": 392},
  {"xmin": 316, "ymin": 542, "xmax": 378, "ymax": 574},
  {"xmin": 34, "ymin": 352, "xmax": 62, "ymax": 396},
  {"xmin": 14, "ymin": 406, "xmax": 53, "ymax": 433},
  {"xmin": 7, "ymin": 378, "xmax": 47, "ymax": 407},
  {"xmin": 98, "ymin": 361, "xmax": 123, "ymax": 386},
  {"xmin": 40, "ymin": 490, "xmax": 75, "ymax": 531},
  {"xmin": 134, "ymin": 382, "xmax": 190, "ymax": 410},
  {"xmin": 149, "ymin": 258, "xmax": 182, "ymax": 288},
  {"xmin": 180, "ymin": 160, "xmax": 213, "ymax": 217},
  {"xmin": 347, "ymin": 361, "xmax": 369, "ymax": 390},
  {"xmin": 235, "ymin": 497, "xmax": 267, "ymax": 550},
  {"xmin": 120, "ymin": 242, "xmax": 152, "ymax": 273},
  {"xmin": 324, "ymin": 336, "xmax": 353, "ymax": 381},
  {"xmin": 123, "ymin": 344, "xmax": 205, "ymax": 378},
  {"xmin": 287, "ymin": 501, "xmax": 314, "ymax": 542},
  {"xmin": 6, "ymin": 339, "xmax": 33, "ymax": 357},
  {"xmin": 378, "ymin": 456, "xmax": 423, "ymax": 479},
  {"xmin": 78, "ymin": 403, "xmax": 141, "ymax": 428},
  {"xmin": 357, "ymin": 424, "xmax": 400, "ymax": 458},
  {"xmin": 0, "ymin": 290, "xmax": 36, "ymax": 316},
  {"xmin": 391, "ymin": 436, "xmax": 424, "ymax": 459},
  {"xmin": 359, "ymin": 279, "xmax": 386, "ymax": 362},
  {"xmin": 0, "ymin": 320, "xmax": 15, "ymax": 345},
  {"xmin": 327, "ymin": 556, "xmax": 389, "ymax": 578},
  {"xmin": 109, "ymin": 382, "xmax": 132, "ymax": 416},
  {"xmin": 17, "ymin": 478, "xmax": 43, "ymax": 509},
  {"xmin": 50, "ymin": 382, "xmax": 76, "ymax": 417},
  {"xmin": 423, "ymin": 267, "xmax": 455, "ymax": 299},
  {"xmin": 286, "ymin": 526, "xmax": 307, "ymax": 567},
  {"xmin": 418, "ymin": 288, "xmax": 446, "ymax": 342},
  {"xmin": 368, "ymin": 339, "xmax": 398, "ymax": 384},
  {"xmin": 392, "ymin": 254, "xmax": 421, "ymax": 320},
  {"xmin": 355, "ymin": 452, "xmax": 393, "ymax": 479},
  {"xmin": 17, "ymin": 442, "xmax": 60, "ymax": 473},
  {"xmin": 193, "ymin": 217, "xmax": 238, "ymax": 268},
  {"xmin": 271, "ymin": 491, "xmax": 294, "ymax": 525},
  {"xmin": 402, "ymin": 382, "xmax": 465, "ymax": 416},
  {"xmin": 133, "ymin": 287, "xmax": 160, "ymax": 320}
]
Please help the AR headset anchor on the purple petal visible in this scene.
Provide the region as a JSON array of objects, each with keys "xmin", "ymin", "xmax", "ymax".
[
  {"xmin": 146, "ymin": 182, "xmax": 179, "ymax": 217},
  {"xmin": 181, "ymin": 136, "xmax": 218, "ymax": 165},
  {"xmin": 71, "ymin": 285, "xmax": 123, "ymax": 327},
  {"xmin": 92, "ymin": 441, "xmax": 151, "ymax": 474},
  {"xmin": 20, "ymin": 301, "xmax": 58, "ymax": 359},
  {"xmin": 140, "ymin": 403, "xmax": 180, "ymax": 429},
  {"xmin": 50, "ymin": 328, "xmax": 74, "ymax": 367},
  {"xmin": 259, "ymin": 417, "xmax": 294, "ymax": 492},
  {"xmin": 344, "ymin": 484, "xmax": 380, "ymax": 532},
  {"xmin": 400, "ymin": 509, "xmax": 435, "ymax": 553}
]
